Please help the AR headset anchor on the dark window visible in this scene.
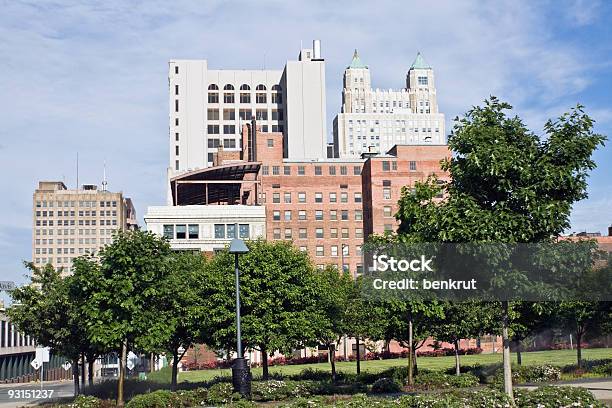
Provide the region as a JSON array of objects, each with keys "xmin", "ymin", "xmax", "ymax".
[
  {"xmin": 409, "ymin": 161, "xmax": 417, "ymax": 171},
  {"xmin": 176, "ymin": 224, "xmax": 186, "ymax": 239},
  {"xmin": 163, "ymin": 225, "xmax": 174, "ymax": 239},
  {"xmin": 227, "ymin": 224, "xmax": 236, "ymax": 238},
  {"xmin": 214, "ymin": 224, "xmax": 225, "ymax": 238},
  {"xmin": 239, "ymin": 224, "xmax": 249, "ymax": 238},
  {"xmin": 315, "ymin": 166, "xmax": 322, "ymax": 175},
  {"xmin": 175, "ymin": 84, "xmax": 179, "ymax": 95},
  {"xmin": 175, "ymin": 66, "xmax": 179, "ymax": 74},
  {"xmin": 188, "ymin": 224, "xmax": 199, "ymax": 239},
  {"xmin": 382, "ymin": 161, "xmax": 390, "ymax": 171}
]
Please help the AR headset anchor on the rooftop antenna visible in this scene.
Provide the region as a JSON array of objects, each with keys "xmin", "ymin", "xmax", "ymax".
[
  {"xmin": 76, "ymin": 152, "xmax": 79, "ymax": 190},
  {"xmin": 102, "ymin": 160, "xmax": 108, "ymax": 191}
]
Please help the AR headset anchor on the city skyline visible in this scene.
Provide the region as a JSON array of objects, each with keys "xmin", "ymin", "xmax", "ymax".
[{"xmin": 1, "ymin": 0, "xmax": 611, "ymax": 290}]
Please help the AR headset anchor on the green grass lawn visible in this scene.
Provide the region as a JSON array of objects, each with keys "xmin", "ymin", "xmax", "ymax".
[{"xmin": 171, "ymin": 348, "xmax": 611, "ymax": 383}]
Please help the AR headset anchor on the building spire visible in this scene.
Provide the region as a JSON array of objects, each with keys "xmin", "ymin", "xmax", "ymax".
[
  {"xmin": 410, "ymin": 51, "xmax": 431, "ymax": 70},
  {"xmin": 348, "ymin": 49, "xmax": 368, "ymax": 69}
]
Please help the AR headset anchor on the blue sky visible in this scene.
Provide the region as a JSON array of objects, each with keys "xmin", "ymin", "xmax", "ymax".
[{"xmin": 1, "ymin": 0, "xmax": 611, "ymax": 295}]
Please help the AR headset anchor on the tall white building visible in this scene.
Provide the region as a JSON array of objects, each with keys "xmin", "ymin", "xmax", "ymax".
[
  {"xmin": 332, "ymin": 51, "xmax": 445, "ymax": 158},
  {"xmin": 168, "ymin": 40, "xmax": 327, "ymax": 204}
]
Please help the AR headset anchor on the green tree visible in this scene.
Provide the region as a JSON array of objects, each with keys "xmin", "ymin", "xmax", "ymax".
[
  {"xmin": 205, "ymin": 239, "xmax": 323, "ymax": 380},
  {"xmin": 149, "ymin": 251, "xmax": 211, "ymax": 390},
  {"xmin": 343, "ymin": 277, "xmax": 386, "ymax": 375},
  {"xmin": 555, "ymin": 301, "xmax": 610, "ymax": 368},
  {"xmin": 8, "ymin": 262, "xmax": 99, "ymax": 396},
  {"xmin": 431, "ymin": 301, "xmax": 493, "ymax": 375},
  {"xmin": 313, "ymin": 266, "xmax": 353, "ymax": 382},
  {"xmin": 75, "ymin": 230, "xmax": 175, "ymax": 407},
  {"xmin": 395, "ymin": 98, "xmax": 605, "ymax": 398},
  {"xmin": 380, "ymin": 298, "xmax": 443, "ymax": 384}
]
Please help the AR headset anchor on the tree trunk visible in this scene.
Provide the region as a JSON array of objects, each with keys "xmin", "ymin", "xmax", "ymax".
[
  {"xmin": 171, "ymin": 348, "xmax": 179, "ymax": 391},
  {"xmin": 81, "ymin": 354, "xmax": 86, "ymax": 388},
  {"xmin": 117, "ymin": 340, "xmax": 127, "ymax": 407},
  {"xmin": 355, "ymin": 337, "xmax": 361, "ymax": 375},
  {"xmin": 150, "ymin": 353, "xmax": 155, "ymax": 373},
  {"xmin": 516, "ymin": 341, "xmax": 522, "ymax": 366},
  {"xmin": 329, "ymin": 344, "xmax": 337, "ymax": 383},
  {"xmin": 576, "ymin": 331, "xmax": 583, "ymax": 369},
  {"xmin": 72, "ymin": 359, "xmax": 80, "ymax": 396},
  {"xmin": 261, "ymin": 346, "xmax": 269, "ymax": 380},
  {"xmin": 454, "ymin": 339, "xmax": 461, "ymax": 376},
  {"xmin": 407, "ymin": 317, "xmax": 414, "ymax": 386},
  {"xmin": 501, "ymin": 301, "xmax": 514, "ymax": 399},
  {"xmin": 87, "ymin": 357, "xmax": 95, "ymax": 387}
]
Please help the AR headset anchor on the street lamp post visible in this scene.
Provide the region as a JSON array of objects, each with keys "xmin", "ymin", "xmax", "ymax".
[{"xmin": 228, "ymin": 238, "xmax": 251, "ymax": 398}]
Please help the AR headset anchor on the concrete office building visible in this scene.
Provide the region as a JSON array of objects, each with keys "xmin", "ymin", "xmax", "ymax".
[
  {"xmin": 333, "ymin": 51, "xmax": 446, "ymax": 157},
  {"xmin": 167, "ymin": 40, "xmax": 327, "ymax": 204},
  {"xmin": 32, "ymin": 181, "xmax": 138, "ymax": 274}
]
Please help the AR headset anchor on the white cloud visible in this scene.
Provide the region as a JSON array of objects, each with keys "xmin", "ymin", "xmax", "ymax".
[{"xmin": 0, "ymin": 0, "xmax": 610, "ymax": 276}]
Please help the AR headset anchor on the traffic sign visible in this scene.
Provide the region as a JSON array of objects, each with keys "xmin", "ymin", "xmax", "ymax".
[
  {"xmin": 0, "ymin": 281, "xmax": 15, "ymax": 291},
  {"xmin": 36, "ymin": 347, "xmax": 50, "ymax": 363},
  {"xmin": 62, "ymin": 361, "xmax": 72, "ymax": 371},
  {"xmin": 30, "ymin": 359, "xmax": 41, "ymax": 370},
  {"xmin": 126, "ymin": 360, "xmax": 135, "ymax": 370}
]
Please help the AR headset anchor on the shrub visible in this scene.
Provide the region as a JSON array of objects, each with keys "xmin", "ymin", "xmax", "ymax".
[
  {"xmin": 125, "ymin": 390, "xmax": 180, "ymax": 408},
  {"xmin": 68, "ymin": 395, "xmax": 105, "ymax": 408},
  {"xmin": 251, "ymin": 380, "xmax": 317, "ymax": 401},
  {"xmin": 206, "ymin": 382, "xmax": 239, "ymax": 405},
  {"xmin": 370, "ymin": 377, "xmax": 401, "ymax": 394},
  {"xmin": 413, "ymin": 371, "xmax": 479, "ymax": 389},
  {"xmin": 493, "ymin": 364, "xmax": 561, "ymax": 386},
  {"xmin": 514, "ymin": 385, "xmax": 606, "ymax": 408}
]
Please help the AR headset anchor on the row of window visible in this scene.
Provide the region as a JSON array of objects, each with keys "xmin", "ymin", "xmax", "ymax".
[
  {"xmin": 272, "ymin": 227, "xmax": 364, "ymax": 240},
  {"xmin": 207, "ymin": 84, "xmax": 282, "ymax": 91},
  {"xmin": 35, "ymin": 237, "xmax": 113, "ymax": 245},
  {"xmin": 207, "ymin": 92, "xmax": 282, "ymax": 104},
  {"xmin": 36, "ymin": 210, "xmax": 117, "ymax": 217},
  {"xmin": 207, "ymin": 108, "xmax": 284, "ymax": 121},
  {"xmin": 381, "ymin": 160, "xmax": 418, "ymax": 171},
  {"xmin": 35, "ymin": 200, "xmax": 117, "ymax": 208},
  {"xmin": 161, "ymin": 224, "xmax": 251, "ymax": 240},
  {"xmin": 35, "ymin": 228, "xmax": 117, "ymax": 236},
  {"xmin": 36, "ymin": 219, "xmax": 117, "ymax": 227},
  {"xmin": 206, "ymin": 138, "xmax": 237, "ymax": 149},
  {"xmin": 272, "ymin": 209, "xmax": 361, "ymax": 221},
  {"xmin": 266, "ymin": 191, "xmax": 362, "ymax": 204},
  {"xmin": 35, "ymin": 256, "xmax": 95, "ymax": 265},
  {"xmin": 262, "ymin": 165, "xmax": 362, "ymax": 176}
]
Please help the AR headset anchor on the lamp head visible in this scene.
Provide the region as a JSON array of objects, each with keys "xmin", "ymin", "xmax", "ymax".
[{"xmin": 229, "ymin": 238, "xmax": 249, "ymax": 254}]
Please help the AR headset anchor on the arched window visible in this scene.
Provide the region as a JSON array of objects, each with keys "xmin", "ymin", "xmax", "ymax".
[
  {"xmin": 208, "ymin": 84, "xmax": 219, "ymax": 90},
  {"xmin": 272, "ymin": 84, "xmax": 282, "ymax": 91},
  {"xmin": 256, "ymin": 84, "xmax": 267, "ymax": 91},
  {"xmin": 224, "ymin": 84, "xmax": 234, "ymax": 90},
  {"xmin": 240, "ymin": 84, "xmax": 250, "ymax": 91}
]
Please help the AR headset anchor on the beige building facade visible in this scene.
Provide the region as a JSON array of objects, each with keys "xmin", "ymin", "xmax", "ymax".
[
  {"xmin": 32, "ymin": 181, "xmax": 137, "ymax": 274},
  {"xmin": 333, "ymin": 51, "xmax": 446, "ymax": 157}
]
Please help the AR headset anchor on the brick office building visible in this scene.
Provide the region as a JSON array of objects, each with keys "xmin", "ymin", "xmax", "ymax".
[{"xmin": 147, "ymin": 122, "xmax": 450, "ymax": 276}]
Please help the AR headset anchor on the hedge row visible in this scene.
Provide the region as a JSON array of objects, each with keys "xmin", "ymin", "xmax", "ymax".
[
  {"xmin": 183, "ymin": 348, "xmax": 483, "ymax": 370},
  {"xmin": 59, "ymin": 385, "xmax": 605, "ymax": 408}
]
